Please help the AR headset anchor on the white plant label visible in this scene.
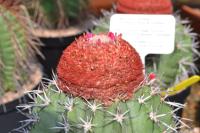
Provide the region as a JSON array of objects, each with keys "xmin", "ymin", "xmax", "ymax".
[{"xmin": 110, "ymin": 14, "xmax": 176, "ymax": 64}]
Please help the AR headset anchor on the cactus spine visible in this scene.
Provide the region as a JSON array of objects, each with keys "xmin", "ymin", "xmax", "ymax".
[{"xmin": 19, "ymin": 81, "xmax": 177, "ymax": 133}]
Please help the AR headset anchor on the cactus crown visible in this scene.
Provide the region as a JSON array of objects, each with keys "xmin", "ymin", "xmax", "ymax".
[
  {"xmin": 57, "ymin": 33, "xmax": 144, "ymax": 105},
  {"xmin": 0, "ymin": 0, "xmax": 41, "ymax": 97}
]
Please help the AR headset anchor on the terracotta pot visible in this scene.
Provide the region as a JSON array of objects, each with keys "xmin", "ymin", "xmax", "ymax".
[
  {"xmin": 89, "ymin": 0, "xmax": 118, "ymax": 15},
  {"xmin": 182, "ymin": 5, "xmax": 200, "ymax": 21}
]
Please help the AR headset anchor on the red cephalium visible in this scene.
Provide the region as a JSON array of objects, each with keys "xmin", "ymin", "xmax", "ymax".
[
  {"xmin": 57, "ymin": 33, "xmax": 144, "ymax": 105},
  {"xmin": 116, "ymin": 0, "xmax": 173, "ymax": 14}
]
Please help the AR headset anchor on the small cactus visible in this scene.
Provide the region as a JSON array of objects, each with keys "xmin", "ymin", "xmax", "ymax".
[
  {"xmin": 16, "ymin": 33, "xmax": 187, "ymax": 133},
  {"xmin": 0, "ymin": 1, "xmax": 41, "ymax": 98}
]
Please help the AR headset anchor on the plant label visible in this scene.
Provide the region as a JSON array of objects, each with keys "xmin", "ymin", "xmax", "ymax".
[{"xmin": 110, "ymin": 14, "xmax": 176, "ymax": 64}]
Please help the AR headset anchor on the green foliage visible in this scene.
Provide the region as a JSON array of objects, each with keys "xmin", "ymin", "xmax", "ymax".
[{"xmin": 21, "ymin": 81, "xmax": 177, "ymax": 133}]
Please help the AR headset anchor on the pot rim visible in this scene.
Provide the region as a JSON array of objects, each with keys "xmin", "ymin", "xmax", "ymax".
[
  {"xmin": 32, "ymin": 26, "xmax": 84, "ymax": 38},
  {"xmin": 0, "ymin": 65, "xmax": 42, "ymax": 105}
]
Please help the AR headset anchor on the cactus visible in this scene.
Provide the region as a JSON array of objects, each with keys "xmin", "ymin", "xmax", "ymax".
[
  {"xmin": 149, "ymin": 17, "xmax": 199, "ymax": 89},
  {"xmin": 16, "ymin": 33, "xmax": 187, "ymax": 133},
  {"xmin": 0, "ymin": 1, "xmax": 41, "ymax": 97},
  {"xmin": 23, "ymin": 0, "xmax": 89, "ymax": 29}
]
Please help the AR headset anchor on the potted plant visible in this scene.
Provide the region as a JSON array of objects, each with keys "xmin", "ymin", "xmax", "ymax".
[
  {"xmin": 16, "ymin": 33, "xmax": 187, "ymax": 133},
  {"xmin": 0, "ymin": 0, "xmax": 42, "ymax": 132}
]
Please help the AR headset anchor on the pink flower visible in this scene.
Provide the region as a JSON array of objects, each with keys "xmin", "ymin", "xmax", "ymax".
[
  {"xmin": 149, "ymin": 72, "xmax": 156, "ymax": 80},
  {"xmin": 108, "ymin": 32, "xmax": 115, "ymax": 40},
  {"xmin": 86, "ymin": 33, "xmax": 93, "ymax": 39}
]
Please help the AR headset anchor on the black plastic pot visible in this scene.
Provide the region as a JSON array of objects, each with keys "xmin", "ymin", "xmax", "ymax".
[
  {"xmin": 0, "ymin": 98, "xmax": 28, "ymax": 133},
  {"xmin": 0, "ymin": 88, "xmax": 39, "ymax": 133},
  {"xmin": 37, "ymin": 33, "xmax": 82, "ymax": 79}
]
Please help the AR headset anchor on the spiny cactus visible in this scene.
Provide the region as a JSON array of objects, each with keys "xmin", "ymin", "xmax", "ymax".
[
  {"xmin": 23, "ymin": 0, "xmax": 89, "ymax": 29},
  {"xmin": 149, "ymin": 16, "xmax": 199, "ymax": 89},
  {"xmin": 16, "ymin": 33, "xmax": 188, "ymax": 133},
  {"xmin": 0, "ymin": 1, "xmax": 41, "ymax": 97}
]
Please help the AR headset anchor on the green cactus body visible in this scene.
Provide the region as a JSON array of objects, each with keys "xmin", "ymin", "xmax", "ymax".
[
  {"xmin": 0, "ymin": 3, "xmax": 41, "ymax": 97},
  {"xmin": 0, "ymin": 15, "xmax": 15, "ymax": 92},
  {"xmin": 30, "ymin": 86, "xmax": 66, "ymax": 133},
  {"xmin": 28, "ymin": 82, "xmax": 175, "ymax": 133},
  {"xmin": 0, "ymin": 5, "xmax": 28, "ymax": 92}
]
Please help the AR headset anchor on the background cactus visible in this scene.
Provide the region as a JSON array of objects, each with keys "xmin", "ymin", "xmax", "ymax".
[
  {"xmin": 23, "ymin": 0, "xmax": 89, "ymax": 29},
  {"xmin": 146, "ymin": 17, "xmax": 199, "ymax": 89},
  {"xmin": 0, "ymin": 0, "xmax": 41, "ymax": 98},
  {"xmin": 16, "ymin": 33, "xmax": 187, "ymax": 133}
]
